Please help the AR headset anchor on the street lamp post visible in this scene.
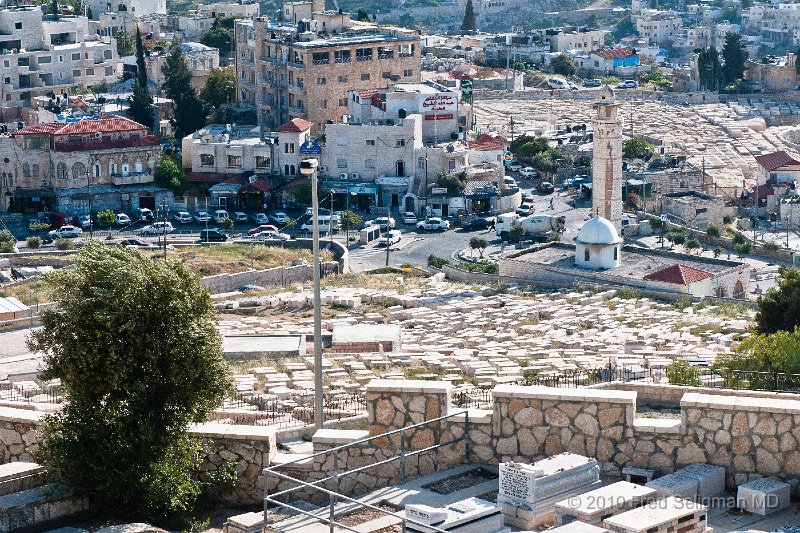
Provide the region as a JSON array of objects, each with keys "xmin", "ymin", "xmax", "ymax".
[
  {"xmin": 299, "ymin": 158, "xmax": 323, "ymax": 430},
  {"xmin": 86, "ymin": 159, "xmax": 94, "ymax": 239}
]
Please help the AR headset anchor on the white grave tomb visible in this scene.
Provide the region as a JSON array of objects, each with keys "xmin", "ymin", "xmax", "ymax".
[{"xmin": 736, "ymin": 477, "xmax": 791, "ymax": 516}]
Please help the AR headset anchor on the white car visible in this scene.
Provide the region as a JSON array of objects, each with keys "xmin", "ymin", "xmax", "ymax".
[
  {"xmin": 269, "ymin": 212, "xmax": 289, "ymax": 225},
  {"xmin": 519, "ymin": 167, "xmax": 538, "ymax": 178},
  {"xmin": 173, "ymin": 211, "xmax": 192, "ymax": 224},
  {"xmin": 416, "ymin": 217, "xmax": 450, "ymax": 231},
  {"xmin": 49, "ymin": 225, "xmax": 82, "ymax": 239},
  {"xmin": 251, "ymin": 212, "xmax": 269, "ymax": 224},
  {"xmin": 76, "ymin": 214, "xmax": 93, "ymax": 229},
  {"xmin": 194, "ymin": 211, "xmax": 212, "ymax": 223},
  {"xmin": 214, "ymin": 210, "xmax": 230, "ymax": 224},
  {"xmin": 508, "ymin": 162, "xmax": 522, "ymax": 172},
  {"xmin": 115, "ymin": 213, "xmax": 132, "ymax": 225},
  {"xmin": 516, "ymin": 203, "xmax": 535, "ymax": 216},
  {"xmin": 616, "ymin": 80, "xmax": 638, "ymax": 89},
  {"xmin": 140, "ymin": 221, "xmax": 174, "ymax": 235},
  {"xmin": 402, "ymin": 212, "xmax": 417, "ymax": 224},
  {"xmin": 377, "ymin": 230, "xmax": 401, "ymax": 246},
  {"xmin": 504, "ymin": 177, "xmax": 518, "ymax": 188},
  {"xmin": 251, "ymin": 230, "xmax": 290, "ymax": 241},
  {"xmin": 375, "ymin": 216, "xmax": 396, "ymax": 230}
]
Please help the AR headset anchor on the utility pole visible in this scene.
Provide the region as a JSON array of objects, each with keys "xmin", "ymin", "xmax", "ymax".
[
  {"xmin": 510, "ymin": 115, "xmax": 515, "ymax": 143},
  {"xmin": 86, "ymin": 160, "xmax": 93, "ymax": 239},
  {"xmin": 161, "ymin": 199, "xmax": 168, "ymax": 260},
  {"xmin": 385, "ymin": 223, "xmax": 390, "ymax": 267}
]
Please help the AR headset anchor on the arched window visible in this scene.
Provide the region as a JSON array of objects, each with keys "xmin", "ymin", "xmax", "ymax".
[
  {"xmin": 135, "ymin": 159, "xmax": 143, "ymax": 173},
  {"xmin": 22, "ymin": 163, "xmax": 30, "ymax": 177},
  {"xmin": 32, "ymin": 164, "xmax": 39, "ymax": 177},
  {"xmin": 290, "ymin": 164, "xmax": 295, "ymax": 175},
  {"xmin": 94, "ymin": 162, "xmax": 101, "ymax": 178},
  {"xmin": 121, "ymin": 162, "xmax": 130, "ymax": 177},
  {"xmin": 584, "ymin": 249, "xmax": 590, "ymax": 262},
  {"xmin": 613, "ymin": 247, "xmax": 618, "ymax": 261},
  {"xmin": 71, "ymin": 162, "xmax": 86, "ymax": 180},
  {"xmin": 398, "ymin": 108, "xmax": 407, "ymax": 119},
  {"xmin": 733, "ymin": 280, "xmax": 745, "ymax": 300},
  {"xmin": 716, "ymin": 286, "xmax": 727, "ymax": 298},
  {"xmin": 110, "ymin": 160, "xmax": 118, "ymax": 175},
  {"xmin": 56, "ymin": 162, "xmax": 68, "ymax": 180}
]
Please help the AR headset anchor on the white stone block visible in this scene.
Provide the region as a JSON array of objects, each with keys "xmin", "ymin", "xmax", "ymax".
[
  {"xmin": 675, "ymin": 463, "xmax": 725, "ymax": 498},
  {"xmin": 646, "ymin": 474, "xmax": 698, "ymax": 500},
  {"xmin": 405, "ymin": 504, "xmax": 448, "ymax": 526},
  {"xmin": 736, "ymin": 477, "xmax": 791, "ymax": 516}
]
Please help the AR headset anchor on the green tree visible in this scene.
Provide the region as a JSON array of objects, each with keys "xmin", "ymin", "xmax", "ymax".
[
  {"xmin": 684, "ymin": 237, "xmax": 700, "ymax": 254},
  {"xmin": 666, "ymin": 231, "xmax": 686, "ymax": 245},
  {"xmin": 163, "ymin": 40, "xmax": 206, "ymax": 139},
  {"xmin": 26, "ymin": 236, "xmax": 42, "ymax": 249},
  {"xmin": 698, "ymin": 46, "xmax": 723, "ymax": 91},
  {"xmin": 427, "ymin": 255, "xmax": 450, "ymax": 268},
  {"xmin": 97, "ymin": 209, "xmax": 115, "ymax": 227},
  {"xmin": 715, "ymin": 328, "xmax": 800, "ymax": 390},
  {"xmin": 200, "ymin": 26, "xmax": 233, "ymax": 55},
  {"xmin": 734, "ymin": 241, "xmax": 752, "ymax": 256},
  {"xmin": 437, "ymin": 171, "xmax": 467, "ymax": 196},
  {"xmin": 355, "ymin": 8, "xmax": 370, "ymax": 21},
  {"xmin": 469, "ymin": 236, "xmax": 488, "ymax": 258},
  {"xmin": 200, "ymin": 67, "xmax": 236, "ymax": 109},
  {"xmin": 648, "ymin": 216, "xmax": 663, "ymax": 232},
  {"xmin": 550, "ymin": 54, "xmax": 576, "ymax": 76},
  {"xmin": 705, "ymin": 223, "xmax": 721, "ymax": 238},
  {"xmin": 397, "ymin": 13, "xmax": 415, "ymax": 28},
  {"xmin": 666, "ymin": 360, "xmax": 702, "ymax": 386},
  {"xmin": 722, "ymin": 32, "xmax": 748, "ymax": 86},
  {"xmin": 732, "ymin": 232, "xmax": 747, "ymax": 245},
  {"xmin": 509, "ymin": 223, "xmax": 525, "ymax": 243},
  {"xmin": 756, "ymin": 266, "xmax": 800, "ymax": 334},
  {"xmin": 622, "ymin": 136, "xmax": 655, "ymax": 159},
  {"xmin": 0, "ymin": 230, "xmax": 16, "ymax": 253},
  {"xmin": 115, "ymin": 30, "xmax": 135, "ymax": 57},
  {"xmin": 222, "ymin": 217, "xmax": 234, "ymax": 231},
  {"xmin": 154, "ymin": 157, "xmax": 184, "ymax": 191},
  {"xmin": 338, "ymin": 210, "xmax": 363, "ymax": 232},
  {"xmin": 713, "ymin": 246, "xmax": 724, "ymax": 258},
  {"xmin": 128, "ymin": 28, "xmax": 154, "ymax": 129},
  {"xmin": 460, "ymin": 0, "xmax": 476, "ymax": 33},
  {"xmin": 28, "ymin": 243, "xmax": 231, "ymax": 522},
  {"xmin": 510, "ymin": 135, "xmax": 550, "ymax": 158}
]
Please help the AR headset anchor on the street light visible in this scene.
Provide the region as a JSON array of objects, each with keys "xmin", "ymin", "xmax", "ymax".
[{"xmin": 299, "ymin": 157, "xmax": 323, "ymax": 430}]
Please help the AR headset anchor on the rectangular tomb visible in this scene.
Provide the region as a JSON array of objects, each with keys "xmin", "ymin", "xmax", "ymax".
[
  {"xmin": 405, "ymin": 497, "xmax": 497, "ymax": 533},
  {"xmin": 736, "ymin": 477, "xmax": 791, "ymax": 516},
  {"xmin": 674, "ymin": 464, "xmax": 725, "ymax": 498},
  {"xmin": 602, "ymin": 496, "xmax": 709, "ymax": 533},
  {"xmin": 645, "ymin": 473, "xmax": 698, "ymax": 500},
  {"xmin": 549, "ymin": 522, "xmax": 610, "ymax": 533},
  {"xmin": 554, "ymin": 481, "xmax": 657, "ymax": 526}
]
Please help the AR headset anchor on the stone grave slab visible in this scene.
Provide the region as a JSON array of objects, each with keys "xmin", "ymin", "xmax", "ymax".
[
  {"xmin": 405, "ymin": 497, "xmax": 497, "ymax": 533},
  {"xmin": 736, "ymin": 477, "xmax": 791, "ymax": 516},
  {"xmin": 554, "ymin": 481, "xmax": 657, "ymax": 526},
  {"xmin": 602, "ymin": 496, "xmax": 709, "ymax": 533},
  {"xmin": 674, "ymin": 464, "xmax": 725, "ymax": 498},
  {"xmin": 645, "ymin": 473, "xmax": 698, "ymax": 500},
  {"xmin": 547, "ymin": 522, "xmax": 610, "ymax": 533}
]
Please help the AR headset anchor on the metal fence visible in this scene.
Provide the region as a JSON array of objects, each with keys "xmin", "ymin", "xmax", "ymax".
[
  {"xmin": 263, "ymin": 411, "xmax": 471, "ymax": 533},
  {"xmin": 222, "ymin": 391, "xmax": 366, "ymax": 429},
  {"xmin": 0, "ymin": 387, "xmax": 64, "ymax": 404},
  {"xmin": 452, "ymin": 387, "xmax": 494, "ymax": 409}
]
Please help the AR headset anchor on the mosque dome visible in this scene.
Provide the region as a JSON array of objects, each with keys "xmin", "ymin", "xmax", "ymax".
[{"xmin": 575, "ymin": 216, "xmax": 622, "ymax": 245}]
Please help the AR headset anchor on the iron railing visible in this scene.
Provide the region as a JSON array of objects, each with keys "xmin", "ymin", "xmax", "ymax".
[
  {"xmin": 264, "ymin": 411, "xmax": 470, "ymax": 533},
  {"xmin": 452, "ymin": 387, "xmax": 494, "ymax": 409},
  {"xmin": 223, "ymin": 391, "xmax": 366, "ymax": 429},
  {"xmin": 0, "ymin": 387, "xmax": 64, "ymax": 404}
]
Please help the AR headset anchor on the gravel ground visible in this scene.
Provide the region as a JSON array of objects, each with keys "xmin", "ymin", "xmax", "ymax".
[{"xmin": 423, "ymin": 468, "xmax": 498, "ymax": 495}]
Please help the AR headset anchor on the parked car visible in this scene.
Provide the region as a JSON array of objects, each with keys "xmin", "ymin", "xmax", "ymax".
[
  {"xmin": 233, "ymin": 211, "xmax": 249, "ymax": 223},
  {"xmin": 375, "ymin": 216, "xmax": 396, "ymax": 230},
  {"xmin": 199, "ymin": 229, "xmax": 228, "ymax": 242},
  {"xmin": 140, "ymin": 221, "xmax": 174, "ymax": 235},
  {"xmin": 117, "ymin": 238, "xmax": 157, "ymax": 249},
  {"xmin": 583, "ymin": 79, "xmax": 602, "ymax": 88},
  {"xmin": 134, "ymin": 207, "xmax": 154, "ymax": 222},
  {"xmin": 416, "ymin": 217, "xmax": 450, "ymax": 231},
  {"xmin": 537, "ymin": 181, "xmax": 555, "ymax": 194},
  {"xmin": 49, "ymin": 225, "xmax": 82, "ymax": 239},
  {"xmin": 402, "ymin": 212, "xmax": 417, "ymax": 224},
  {"xmin": 519, "ymin": 167, "xmax": 539, "ymax": 178},
  {"xmin": 616, "ymin": 80, "xmax": 638, "ymax": 89},
  {"xmin": 547, "ymin": 78, "xmax": 576, "ymax": 90},
  {"xmin": 461, "ymin": 217, "xmax": 493, "ymax": 231},
  {"xmin": 251, "ymin": 230, "xmax": 290, "ymax": 241},
  {"xmin": 504, "ymin": 176, "xmax": 518, "ymax": 188},
  {"xmin": 248, "ymin": 224, "xmax": 280, "ymax": 235},
  {"xmin": 269, "ymin": 211, "xmax": 289, "ymax": 225},
  {"xmin": 517, "ymin": 204, "xmax": 535, "ymax": 216},
  {"xmin": 115, "ymin": 213, "xmax": 132, "ymax": 225},
  {"xmin": 377, "ymin": 230, "xmax": 401, "ymax": 246},
  {"xmin": 194, "ymin": 211, "xmax": 212, "ymax": 223},
  {"xmin": 173, "ymin": 211, "xmax": 193, "ymax": 224},
  {"xmin": 75, "ymin": 214, "xmax": 93, "ymax": 229},
  {"xmin": 508, "ymin": 162, "xmax": 522, "ymax": 172},
  {"xmin": 251, "ymin": 212, "xmax": 269, "ymax": 224},
  {"xmin": 214, "ymin": 210, "xmax": 229, "ymax": 224}
]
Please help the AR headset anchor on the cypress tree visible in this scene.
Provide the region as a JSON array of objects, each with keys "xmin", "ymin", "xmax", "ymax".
[
  {"xmin": 128, "ymin": 28, "xmax": 154, "ymax": 129},
  {"xmin": 461, "ymin": 0, "xmax": 477, "ymax": 33},
  {"xmin": 163, "ymin": 39, "xmax": 206, "ymax": 139}
]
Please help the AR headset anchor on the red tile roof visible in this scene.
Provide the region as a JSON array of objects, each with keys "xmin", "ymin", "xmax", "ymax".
[
  {"xmin": 755, "ymin": 150, "xmax": 800, "ymax": 172},
  {"xmin": 13, "ymin": 116, "xmax": 148, "ymax": 136},
  {"xmin": 643, "ymin": 264, "xmax": 713, "ymax": 286},
  {"xmin": 277, "ymin": 118, "xmax": 313, "ymax": 133},
  {"xmin": 592, "ymin": 47, "xmax": 635, "ymax": 60}
]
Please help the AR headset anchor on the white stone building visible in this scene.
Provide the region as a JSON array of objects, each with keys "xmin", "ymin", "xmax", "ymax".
[
  {"xmin": 196, "ymin": 1, "xmax": 259, "ymax": 19},
  {"xmin": 574, "ymin": 216, "xmax": 622, "ymax": 271},
  {"xmin": 86, "ymin": 0, "xmax": 166, "ymax": 20},
  {"xmin": 0, "ymin": 6, "xmax": 120, "ymax": 110},
  {"xmin": 591, "ymin": 85, "xmax": 623, "ymax": 233},
  {"xmin": 634, "ymin": 10, "xmax": 683, "ymax": 45}
]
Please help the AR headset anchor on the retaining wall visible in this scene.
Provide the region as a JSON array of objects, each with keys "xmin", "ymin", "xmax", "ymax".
[{"xmin": 201, "ymin": 261, "xmax": 339, "ymax": 294}]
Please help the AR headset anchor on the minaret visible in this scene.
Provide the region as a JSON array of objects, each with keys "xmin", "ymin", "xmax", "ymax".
[{"xmin": 591, "ymin": 85, "xmax": 623, "ymax": 233}]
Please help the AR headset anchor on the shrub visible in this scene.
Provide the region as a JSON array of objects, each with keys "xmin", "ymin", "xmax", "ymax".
[
  {"xmin": 97, "ymin": 209, "xmax": 115, "ymax": 227},
  {"xmin": 713, "ymin": 246, "xmax": 724, "ymax": 258},
  {"xmin": 666, "ymin": 232, "xmax": 685, "ymax": 245},
  {"xmin": 54, "ymin": 238, "xmax": 75, "ymax": 251},
  {"xmin": 28, "ymin": 220, "xmax": 51, "ymax": 232},
  {"xmin": 0, "ymin": 231, "xmax": 16, "ymax": 253},
  {"xmin": 427, "ymin": 255, "xmax": 450, "ymax": 269},
  {"xmin": 722, "ymin": 215, "xmax": 733, "ymax": 225},
  {"xmin": 705, "ymin": 224, "xmax": 721, "ymax": 238},
  {"xmin": 732, "ymin": 232, "xmax": 746, "ymax": 245},
  {"xmin": 26, "ymin": 236, "xmax": 42, "ymax": 249},
  {"xmin": 616, "ymin": 287, "xmax": 642, "ymax": 299},
  {"xmin": 734, "ymin": 242, "xmax": 752, "ymax": 256},
  {"xmin": 666, "ymin": 360, "xmax": 702, "ymax": 387},
  {"xmin": 458, "ymin": 261, "xmax": 498, "ymax": 274},
  {"xmin": 685, "ymin": 238, "xmax": 701, "ymax": 252},
  {"xmin": 222, "ymin": 218, "xmax": 234, "ymax": 231},
  {"xmin": 762, "ymin": 241, "xmax": 780, "ymax": 251}
]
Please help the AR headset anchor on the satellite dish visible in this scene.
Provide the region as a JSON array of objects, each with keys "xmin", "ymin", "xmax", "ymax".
[{"xmin": 446, "ymin": 144, "xmax": 455, "ymax": 153}]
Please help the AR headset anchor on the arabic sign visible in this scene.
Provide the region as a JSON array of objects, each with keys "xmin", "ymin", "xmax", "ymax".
[
  {"xmin": 424, "ymin": 114, "xmax": 454, "ymax": 121},
  {"xmin": 421, "ymin": 93, "xmax": 457, "ymax": 113},
  {"xmin": 299, "ymin": 140, "xmax": 322, "ymax": 155}
]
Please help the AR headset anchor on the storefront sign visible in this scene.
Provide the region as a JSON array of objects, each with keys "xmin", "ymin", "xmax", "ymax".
[
  {"xmin": 422, "ymin": 93, "xmax": 457, "ymax": 113},
  {"xmin": 425, "ymin": 114, "xmax": 454, "ymax": 121}
]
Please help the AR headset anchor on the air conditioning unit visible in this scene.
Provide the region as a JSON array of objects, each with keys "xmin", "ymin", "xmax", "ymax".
[
  {"xmin": 318, "ymin": 165, "xmax": 328, "ymax": 172},
  {"xmin": 351, "ymin": 173, "xmax": 360, "ymax": 180},
  {"xmin": 339, "ymin": 173, "xmax": 348, "ymax": 180},
  {"xmin": 94, "ymin": 132, "xmax": 102, "ymax": 138}
]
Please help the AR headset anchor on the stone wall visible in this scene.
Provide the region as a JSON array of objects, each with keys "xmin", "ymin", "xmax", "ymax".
[
  {"xmin": 0, "ymin": 407, "xmax": 44, "ymax": 463},
  {"xmin": 201, "ymin": 261, "xmax": 339, "ymax": 294},
  {"xmin": 590, "ymin": 381, "xmax": 800, "ymax": 408}
]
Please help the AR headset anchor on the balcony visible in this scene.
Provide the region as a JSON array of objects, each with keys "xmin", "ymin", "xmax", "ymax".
[
  {"xmin": 55, "ymin": 134, "xmax": 161, "ymax": 153},
  {"xmin": 355, "ymin": 55, "xmax": 372, "ymax": 62},
  {"xmin": 311, "ymin": 59, "xmax": 329, "ymax": 65},
  {"xmin": 111, "ymin": 172, "xmax": 153, "ymax": 186}
]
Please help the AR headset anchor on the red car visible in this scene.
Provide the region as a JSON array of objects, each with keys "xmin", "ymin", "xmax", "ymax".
[{"xmin": 248, "ymin": 224, "xmax": 280, "ymax": 235}]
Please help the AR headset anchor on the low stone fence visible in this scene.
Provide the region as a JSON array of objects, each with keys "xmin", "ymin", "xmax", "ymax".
[
  {"xmin": 201, "ymin": 261, "xmax": 339, "ymax": 294},
  {"xmin": 590, "ymin": 381, "xmax": 800, "ymax": 408},
  {"xmin": 0, "ymin": 406, "xmax": 44, "ymax": 463}
]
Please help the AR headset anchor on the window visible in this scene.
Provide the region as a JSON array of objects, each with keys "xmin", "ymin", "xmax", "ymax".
[
  {"xmin": 200, "ymin": 154, "xmax": 214, "ymax": 166},
  {"xmin": 318, "ymin": 99, "xmax": 327, "ymax": 109},
  {"xmin": 72, "ymin": 53, "xmax": 80, "ymax": 60},
  {"xmin": 32, "ymin": 164, "xmax": 39, "ymax": 177},
  {"xmin": 418, "ymin": 157, "xmax": 425, "ymax": 170},
  {"xmin": 227, "ymin": 155, "xmax": 242, "ymax": 167},
  {"xmin": 339, "ymin": 97, "xmax": 347, "ymax": 107},
  {"xmin": 361, "ymin": 73, "xmax": 370, "ymax": 81},
  {"xmin": 336, "ymin": 158, "xmax": 348, "ymax": 168},
  {"xmin": 59, "ymin": 55, "xmax": 63, "ymax": 62},
  {"xmin": 365, "ymin": 158, "xmax": 376, "ymax": 169},
  {"xmin": 366, "ymin": 139, "xmax": 375, "ymax": 146},
  {"xmin": 284, "ymin": 143, "xmax": 295, "ymax": 154},
  {"xmin": 316, "ymin": 77, "xmax": 326, "ymax": 85},
  {"xmin": 395, "ymin": 139, "xmax": 405, "ymax": 147},
  {"xmin": 104, "ymin": 49, "xmax": 112, "ymax": 59},
  {"xmin": 2, "ymin": 60, "xmax": 7, "ymax": 67},
  {"xmin": 38, "ymin": 56, "xmax": 51, "ymax": 64},
  {"xmin": 584, "ymin": 249, "xmax": 590, "ymax": 262},
  {"xmin": 72, "ymin": 69, "xmax": 81, "ymax": 78},
  {"xmin": 404, "ymin": 69, "xmax": 413, "ymax": 77},
  {"xmin": 71, "ymin": 162, "xmax": 86, "ymax": 180},
  {"xmin": 22, "ymin": 163, "xmax": 30, "ymax": 177},
  {"xmin": 613, "ymin": 247, "xmax": 618, "ymax": 260},
  {"xmin": 3, "ymin": 77, "xmax": 8, "ymax": 85},
  {"xmin": 14, "ymin": 22, "xmax": 21, "ymax": 30},
  {"xmin": 85, "ymin": 67, "xmax": 95, "ymax": 76},
  {"xmin": 255, "ymin": 155, "xmax": 270, "ymax": 168},
  {"xmin": 338, "ymin": 75, "xmax": 348, "ymax": 83}
]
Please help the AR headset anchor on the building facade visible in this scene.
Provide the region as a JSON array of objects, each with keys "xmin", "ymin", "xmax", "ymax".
[
  {"xmin": 86, "ymin": 0, "xmax": 166, "ymax": 20},
  {"xmin": 146, "ymin": 42, "xmax": 219, "ymax": 94},
  {"xmin": 745, "ymin": 54, "xmax": 799, "ymax": 92}
]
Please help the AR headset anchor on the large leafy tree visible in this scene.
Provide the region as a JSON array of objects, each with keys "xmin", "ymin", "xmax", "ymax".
[
  {"xmin": 550, "ymin": 54, "xmax": 576, "ymax": 76},
  {"xmin": 28, "ymin": 243, "xmax": 231, "ymax": 522},
  {"xmin": 715, "ymin": 328, "xmax": 800, "ymax": 390},
  {"xmin": 622, "ymin": 136, "xmax": 655, "ymax": 160},
  {"xmin": 756, "ymin": 265, "xmax": 800, "ymax": 334},
  {"xmin": 200, "ymin": 66, "xmax": 236, "ymax": 109},
  {"xmin": 154, "ymin": 156, "xmax": 184, "ymax": 192},
  {"xmin": 460, "ymin": 0, "xmax": 477, "ymax": 33},
  {"xmin": 128, "ymin": 28, "xmax": 154, "ymax": 129},
  {"xmin": 698, "ymin": 46, "xmax": 723, "ymax": 91},
  {"xmin": 163, "ymin": 40, "xmax": 206, "ymax": 139},
  {"xmin": 722, "ymin": 32, "xmax": 748, "ymax": 86}
]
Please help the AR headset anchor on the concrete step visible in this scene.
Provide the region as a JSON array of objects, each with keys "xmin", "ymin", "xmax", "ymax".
[
  {"xmin": 0, "ymin": 483, "xmax": 88, "ymax": 533},
  {"xmin": 0, "ymin": 463, "xmax": 47, "ymax": 497}
]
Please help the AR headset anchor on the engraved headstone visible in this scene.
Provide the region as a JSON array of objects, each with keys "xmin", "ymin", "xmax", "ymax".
[
  {"xmin": 499, "ymin": 462, "xmax": 540, "ymax": 506},
  {"xmin": 405, "ymin": 504, "xmax": 448, "ymax": 525}
]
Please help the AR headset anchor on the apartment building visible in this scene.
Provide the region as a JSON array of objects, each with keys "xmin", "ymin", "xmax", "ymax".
[
  {"xmin": 85, "ymin": 0, "xmax": 166, "ymax": 20},
  {"xmin": 635, "ymin": 11, "xmax": 683, "ymax": 45},
  {"xmin": 197, "ymin": 1, "xmax": 259, "ymax": 19},
  {"xmin": 0, "ymin": 6, "xmax": 120, "ymax": 110},
  {"xmin": 235, "ymin": 1, "xmax": 421, "ymax": 132},
  {"xmin": 0, "ymin": 116, "xmax": 166, "ymax": 214},
  {"xmin": 746, "ymin": 54, "xmax": 799, "ymax": 92},
  {"xmin": 549, "ymin": 29, "xmax": 608, "ymax": 53}
]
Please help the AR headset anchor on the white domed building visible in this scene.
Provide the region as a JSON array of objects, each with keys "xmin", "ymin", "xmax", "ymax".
[{"xmin": 574, "ymin": 216, "xmax": 622, "ymax": 270}]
